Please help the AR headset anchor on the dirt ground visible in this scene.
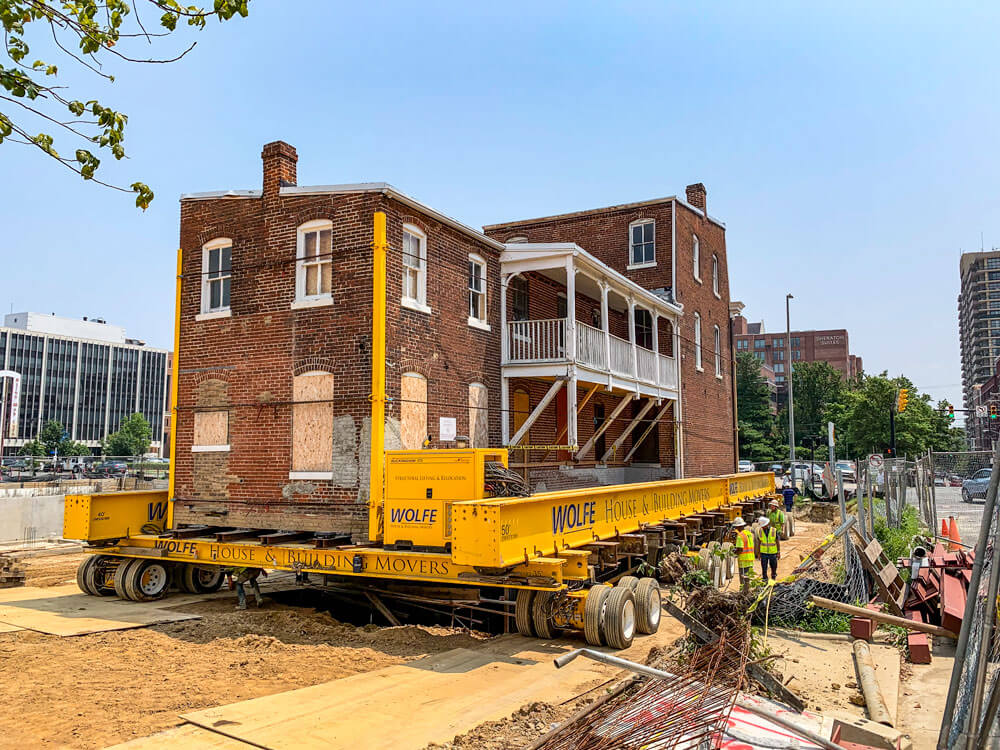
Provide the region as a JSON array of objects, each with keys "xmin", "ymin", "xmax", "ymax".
[{"xmin": 1, "ymin": 554, "xmax": 489, "ymax": 749}]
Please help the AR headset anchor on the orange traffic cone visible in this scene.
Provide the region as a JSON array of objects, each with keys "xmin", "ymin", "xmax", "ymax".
[
  {"xmin": 948, "ymin": 517, "xmax": 962, "ymax": 551},
  {"xmin": 942, "ymin": 518, "xmax": 950, "ymax": 538}
]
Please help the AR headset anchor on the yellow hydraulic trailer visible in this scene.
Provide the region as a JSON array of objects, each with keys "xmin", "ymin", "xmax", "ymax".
[{"xmin": 63, "ymin": 210, "xmax": 776, "ymax": 648}]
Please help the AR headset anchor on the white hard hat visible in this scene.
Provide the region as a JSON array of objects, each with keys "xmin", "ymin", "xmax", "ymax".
[
  {"xmin": 732, "ymin": 518, "xmax": 747, "ymax": 528},
  {"xmin": 758, "ymin": 517, "xmax": 770, "ymax": 527}
]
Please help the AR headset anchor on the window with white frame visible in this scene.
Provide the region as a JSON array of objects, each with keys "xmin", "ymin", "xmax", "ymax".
[
  {"xmin": 712, "ymin": 254, "xmax": 719, "ymax": 296},
  {"xmin": 629, "ymin": 219, "xmax": 655, "ymax": 266},
  {"xmin": 201, "ymin": 238, "xmax": 232, "ymax": 314},
  {"xmin": 694, "ymin": 313, "xmax": 703, "ymax": 370},
  {"xmin": 713, "ymin": 325, "xmax": 722, "ymax": 377},
  {"xmin": 296, "ymin": 220, "xmax": 333, "ymax": 302},
  {"xmin": 402, "ymin": 224, "xmax": 427, "ymax": 310},
  {"xmin": 693, "ymin": 234, "xmax": 701, "ymax": 281},
  {"xmin": 468, "ymin": 254, "xmax": 487, "ymax": 326}
]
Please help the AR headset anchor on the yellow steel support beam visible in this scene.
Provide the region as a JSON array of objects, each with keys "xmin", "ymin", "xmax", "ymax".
[
  {"xmin": 369, "ymin": 211, "xmax": 388, "ymax": 543},
  {"xmin": 166, "ymin": 247, "xmax": 182, "ymax": 530}
]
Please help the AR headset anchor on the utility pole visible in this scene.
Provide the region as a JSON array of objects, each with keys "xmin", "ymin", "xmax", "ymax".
[{"xmin": 786, "ymin": 294, "xmax": 795, "ymax": 471}]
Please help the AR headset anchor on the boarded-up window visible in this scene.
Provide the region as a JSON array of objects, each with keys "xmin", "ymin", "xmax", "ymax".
[
  {"xmin": 400, "ymin": 373, "xmax": 427, "ymax": 449},
  {"xmin": 512, "ymin": 390, "xmax": 530, "ymax": 445},
  {"xmin": 469, "ymin": 383, "xmax": 489, "ymax": 448},
  {"xmin": 292, "ymin": 372, "xmax": 335, "ymax": 472},
  {"xmin": 193, "ymin": 410, "xmax": 228, "ymax": 448}
]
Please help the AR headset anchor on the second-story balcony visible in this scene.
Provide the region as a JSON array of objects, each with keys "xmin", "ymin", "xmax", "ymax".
[
  {"xmin": 506, "ymin": 318, "xmax": 678, "ymax": 392},
  {"xmin": 500, "ymin": 243, "xmax": 681, "ymax": 401}
]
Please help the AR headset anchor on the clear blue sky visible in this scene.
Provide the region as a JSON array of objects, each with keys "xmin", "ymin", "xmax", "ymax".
[{"xmin": 2, "ymin": 1, "xmax": 996, "ymax": 419}]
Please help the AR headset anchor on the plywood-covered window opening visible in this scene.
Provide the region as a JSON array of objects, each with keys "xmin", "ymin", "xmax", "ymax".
[
  {"xmin": 192, "ymin": 410, "xmax": 229, "ymax": 452},
  {"xmin": 400, "ymin": 372, "xmax": 428, "ymax": 449},
  {"xmin": 290, "ymin": 371, "xmax": 334, "ymax": 478},
  {"xmin": 468, "ymin": 383, "xmax": 489, "ymax": 448}
]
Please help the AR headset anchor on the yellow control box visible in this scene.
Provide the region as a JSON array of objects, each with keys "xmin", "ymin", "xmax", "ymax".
[
  {"xmin": 383, "ymin": 448, "xmax": 507, "ymax": 549},
  {"xmin": 64, "ymin": 490, "xmax": 170, "ymax": 543}
]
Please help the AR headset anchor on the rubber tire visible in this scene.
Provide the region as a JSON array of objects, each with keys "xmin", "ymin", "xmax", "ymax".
[
  {"xmin": 617, "ymin": 575, "xmax": 640, "ymax": 591},
  {"xmin": 634, "ymin": 578, "xmax": 661, "ymax": 635},
  {"xmin": 515, "ymin": 589, "xmax": 536, "ymax": 636},
  {"xmin": 90, "ymin": 556, "xmax": 118, "ymax": 596},
  {"xmin": 530, "ymin": 591, "xmax": 561, "ymax": 640},
  {"xmin": 113, "ymin": 558, "xmax": 140, "ymax": 599},
  {"xmin": 584, "ymin": 585, "xmax": 611, "ymax": 646},
  {"xmin": 601, "ymin": 587, "xmax": 636, "ymax": 650},
  {"xmin": 180, "ymin": 565, "xmax": 225, "ymax": 594},
  {"xmin": 75, "ymin": 555, "xmax": 99, "ymax": 595},
  {"xmin": 124, "ymin": 560, "xmax": 170, "ymax": 602}
]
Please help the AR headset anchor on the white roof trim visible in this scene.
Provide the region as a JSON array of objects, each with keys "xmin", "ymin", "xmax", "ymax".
[
  {"xmin": 501, "ymin": 243, "xmax": 683, "ymax": 316},
  {"xmin": 674, "ymin": 197, "xmax": 726, "ymax": 229},
  {"xmin": 180, "ymin": 189, "xmax": 261, "ymax": 200}
]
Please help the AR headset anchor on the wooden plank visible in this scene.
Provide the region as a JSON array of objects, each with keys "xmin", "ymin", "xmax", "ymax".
[
  {"xmin": 104, "ymin": 723, "xmax": 257, "ymax": 749},
  {"xmin": 364, "ymin": 591, "xmax": 401, "ymax": 626}
]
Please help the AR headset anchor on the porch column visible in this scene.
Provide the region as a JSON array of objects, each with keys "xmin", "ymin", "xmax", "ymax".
[
  {"xmin": 567, "ymin": 370, "xmax": 578, "ymax": 455},
  {"xmin": 500, "ymin": 273, "xmax": 509, "ymax": 364},
  {"xmin": 600, "ymin": 281, "xmax": 611, "ymax": 372},
  {"xmin": 652, "ymin": 313, "xmax": 659, "ymax": 356},
  {"xmin": 628, "ymin": 297, "xmax": 637, "ymax": 380},
  {"xmin": 565, "ymin": 257, "xmax": 576, "ymax": 362}
]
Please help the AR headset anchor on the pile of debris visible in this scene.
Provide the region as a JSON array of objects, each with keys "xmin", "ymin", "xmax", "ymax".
[{"xmin": 0, "ymin": 553, "xmax": 25, "ymax": 588}]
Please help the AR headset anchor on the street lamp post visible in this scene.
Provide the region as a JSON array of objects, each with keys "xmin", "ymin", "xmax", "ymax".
[{"xmin": 786, "ymin": 294, "xmax": 795, "ymax": 473}]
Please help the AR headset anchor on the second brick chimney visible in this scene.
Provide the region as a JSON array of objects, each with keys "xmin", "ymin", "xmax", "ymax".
[
  {"xmin": 262, "ymin": 141, "xmax": 297, "ymax": 198},
  {"xmin": 685, "ymin": 182, "xmax": 707, "ymax": 214}
]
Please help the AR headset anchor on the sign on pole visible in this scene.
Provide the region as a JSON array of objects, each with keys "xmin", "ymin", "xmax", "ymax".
[
  {"xmin": 977, "ymin": 405, "xmax": 988, "ymax": 418},
  {"xmin": 868, "ymin": 453, "xmax": 884, "ymax": 469}
]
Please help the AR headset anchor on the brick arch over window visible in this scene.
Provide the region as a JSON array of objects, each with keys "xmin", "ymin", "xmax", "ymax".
[
  {"xmin": 293, "ymin": 359, "xmax": 335, "ymax": 376},
  {"xmin": 291, "ymin": 370, "xmax": 335, "ymax": 476},
  {"xmin": 398, "ymin": 215, "xmax": 430, "ymax": 236}
]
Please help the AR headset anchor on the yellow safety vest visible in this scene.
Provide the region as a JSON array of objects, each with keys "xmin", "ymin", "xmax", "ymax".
[
  {"xmin": 768, "ymin": 509, "xmax": 785, "ymax": 529},
  {"xmin": 759, "ymin": 527, "xmax": 778, "ymax": 555},
  {"xmin": 737, "ymin": 529, "xmax": 755, "ymax": 567}
]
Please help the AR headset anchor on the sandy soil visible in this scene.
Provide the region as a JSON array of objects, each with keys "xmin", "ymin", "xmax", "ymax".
[{"xmin": 2, "ymin": 554, "xmax": 489, "ymax": 749}]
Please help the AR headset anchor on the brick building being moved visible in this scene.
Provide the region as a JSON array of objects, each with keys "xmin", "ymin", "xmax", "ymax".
[{"xmin": 172, "ymin": 142, "xmax": 737, "ymax": 540}]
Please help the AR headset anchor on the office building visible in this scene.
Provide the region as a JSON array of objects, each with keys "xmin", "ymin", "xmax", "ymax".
[{"xmin": 959, "ymin": 250, "xmax": 1000, "ymax": 448}]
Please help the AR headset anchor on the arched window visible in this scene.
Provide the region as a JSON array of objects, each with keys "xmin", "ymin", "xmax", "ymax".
[
  {"xmin": 290, "ymin": 370, "xmax": 334, "ymax": 478},
  {"xmin": 694, "ymin": 312, "xmax": 703, "ymax": 371},
  {"xmin": 402, "ymin": 223, "xmax": 428, "ymax": 312},
  {"xmin": 712, "ymin": 254, "xmax": 719, "ymax": 296},
  {"xmin": 714, "ymin": 325, "xmax": 722, "ymax": 377},
  {"xmin": 200, "ymin": 238, "xmax": 232, "ymax": 316},
  {"xmin": 469, "ymin": 383, "xmax": 489, "ymax": 447},
  {"xmin": 506, "ymin": 235, "xmax": 529, "ymax": 244},
  {"xmin": 512, "ymin": 389, "xmax": 530, "ymax": 445},
  {"xmin": 295, "ymin": 220, "xmax": 333, "ymax": 306},
  {"xmin": 693, "ymin": 234, "xmax": 701, "ymax": 281},
  {"xmin": 400, "ymin": 372, "xmax": 427, "ymax": 450}
]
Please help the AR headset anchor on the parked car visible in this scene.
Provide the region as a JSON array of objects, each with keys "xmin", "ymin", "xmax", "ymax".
[
  {"xmin": 835, "ymin": 461, "xmax": 856, "ymax": 482},
  {"xmin": 790, "ymin": 463, "xmax": 815, "ymax": 482},
  {"xmin": 94, "ymin": 460, "xmax": 128, "ymax": 476},
  {"xmin": 949, "ymin": 475, "xmax": 963, "ymax": 488},
  {"xmin": 769, "ymin": 463, "xmax": 783, "ymax": 475},
  {"xmin": 737, "ymin": 460, "xmax": 755, "ymax": 473},
  {"xmin": 963, "ymin": 469, "xmax": 992, "ymax": 503}
]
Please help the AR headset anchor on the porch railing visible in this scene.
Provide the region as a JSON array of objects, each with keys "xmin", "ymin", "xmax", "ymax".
[
  {"xmin": 576, "ymin": 322, "xmax": 605, "ymax": 369},
  {"xmin": 507, "ymin": 318, "xmax": 565, "ymax": 362},
  {"xmin": 609, "ymin": 334, "xmax": 633, "ymax": 377}
]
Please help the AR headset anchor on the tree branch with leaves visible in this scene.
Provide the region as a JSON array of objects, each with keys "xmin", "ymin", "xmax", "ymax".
[{"xmin": 0, "ymin": 0, "xmax": 250, "ymax": 208}]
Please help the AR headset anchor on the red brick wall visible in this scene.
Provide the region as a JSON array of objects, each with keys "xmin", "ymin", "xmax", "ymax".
[
  {"xmin": 487, "ymin": 197, "xmax": 735, "ymax": 477},
  {"xmin": 175, "ymin": 157, "xmax": 500, "ymax": 538}
]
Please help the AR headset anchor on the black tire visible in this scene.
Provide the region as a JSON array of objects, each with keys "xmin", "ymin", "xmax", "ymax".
[
  {"xmin": 634, "ymin": 578, "xmax": 661, "ymax": 635},
  {"xmin": 90, "ymin": 556, "xmax": 118, "ymax": 596},
  {"xmin": 963, "ymin": 489, "xmax": 971, "ymax": 504},
  {"xmin": 584, "ymin": 585, "xmax": 611, "ymax": 646},
  {"xmin": 531, "ymin": 591, "xmax": 561, "ymax": 640},
  {"xmin": 617, "ymin": 575, "xmax": 640, "ymax": 591},
  {"xmin": 601, "ymin": 587, "xmax": 636, "ymax": 650},
  {"xmin": 124, "ymin": 560, "xmax": 171, "ymax": 602},
  {"xmin": 75, "ymin": 555, "xmax": 99, "ymax": 595},
  {"xmin": 180, "ymin": 565, "xmax": 225, "ymax": 594},
  {"xmin": 113, "ymin": 558, "xmax": 140, "ymax": 599},
  {"xmin": 514, "ymin": 589, "xmax": 536, "ymax": 636}
]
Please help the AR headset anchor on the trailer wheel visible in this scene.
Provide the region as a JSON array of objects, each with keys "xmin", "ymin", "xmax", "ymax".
[
  {"xmin": 180, "ymin": 565, "xmax": 224, "ymax": 594},
  {"xmin": 90, "ymin": 556, "xmax": 118, "ymax": 596},
  {"xmin": 113, "ymin": 558, "xmax": 140, "ymax": 599},
  {"xmin": 583, "ymin": 585, "xmax": 611, "ymax": 646},
  {"xmin": 617, "ymin": 575, "xmax": 640, "ymax": 591},
  {"xmin": 75, "ymin": 555, "xmax": 99, "ymax": 595},
  {"xmin": 531, "ymin": 591, "xmax": 561, "ymax": 640},
  {"xmin": 634, "ymin": 578, "xmax": 661, "ymax": 634},
  {"xmin": 124, "ymin": 560, "xmax": 171, "ymax": 602},
  {"xmin": 601, "ymin": 587, "xmax": 636, "ymax": 650},
  {"xmin": 514, "ymin": 589, "xmax": 536, "ymax": 636}
]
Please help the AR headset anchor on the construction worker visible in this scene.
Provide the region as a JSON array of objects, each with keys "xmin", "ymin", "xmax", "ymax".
[
  {"xmin": 732, "ymin": 518, "xmax": 755, "ymax": 592},
  {"xmin": 228, "ymin": 567, "xmax": 265, "ymax": 610},
  {"xmin": 756, "ymin": 517, "xmax": 780, "ymax": 582},
  {"xmin": 782, "ymin": 481, "xmax": 796, "ymax": 513},
  {"xmin": 767, "ymin": 500, "xmax": 787, "ymax": 540}
]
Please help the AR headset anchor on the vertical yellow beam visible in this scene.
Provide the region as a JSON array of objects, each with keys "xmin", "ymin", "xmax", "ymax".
[
  {"xmin": 369, "ymin": 212, "xmax": 387, "ymax": 543},
  {"xmin": 166, "ymin": 247, "xmax": 183, "ymax": 531}
]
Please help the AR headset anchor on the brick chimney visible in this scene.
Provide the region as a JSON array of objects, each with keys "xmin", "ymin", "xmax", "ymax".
[
  {"xmin": 685, "ymin": 182, "xmax": 706, "ymax": 213},
  {"xmin": 262, "ymin": 141, "xmax": 297, "ymax": 198}
]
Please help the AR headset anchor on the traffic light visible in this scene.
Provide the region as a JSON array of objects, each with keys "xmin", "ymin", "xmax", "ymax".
[
  {"xmin": 991, "ymin": 404, "xmax": 998, "ymax": 420},
  {"xmin": 948, "ymin": 403, "xmax": 955, "ymax": 420},
  {"xmin": 896, "ymin": 388, "xmax": 909, "ymax": 413}
]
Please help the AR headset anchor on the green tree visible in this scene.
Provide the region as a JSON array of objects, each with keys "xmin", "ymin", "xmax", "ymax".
[
  {"xmin": 39, "ymin": 419, "xmax": 68, "ymax": 456},
  {"xmin": 19, "ymin": 439, "xmax": 43, "ymax": 456},
  {"xmin": 0, "ymin": 0, "xmax": 250, "ymax": 208},
  {"xmin": 791, "ymin": 361, "xmax": 846, "ymax": 439},
  {"xmin": 103, "ymin": 412, "xmax": 152, "ymax": 456},
  {"xmin": 735, "ymin": 352, "xmax": 780, "ymax": 462},
  {"xmin": 62, "ymin": 440, "xmax": 92, "ymax": 457}
]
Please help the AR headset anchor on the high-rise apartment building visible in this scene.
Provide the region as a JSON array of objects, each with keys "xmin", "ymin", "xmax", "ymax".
[
  {"xmin": 959, "ymin": 250, "xmax": 1000, "ymax": 448},
  {"xmin": 0, "ymin": 313, "xmax": 170, "ymax": 455}
]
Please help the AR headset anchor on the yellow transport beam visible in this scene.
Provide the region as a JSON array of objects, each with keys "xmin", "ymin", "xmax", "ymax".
[{"xmin": 451, "ymin": 472, "xmax": 775, "ymax": 568}]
